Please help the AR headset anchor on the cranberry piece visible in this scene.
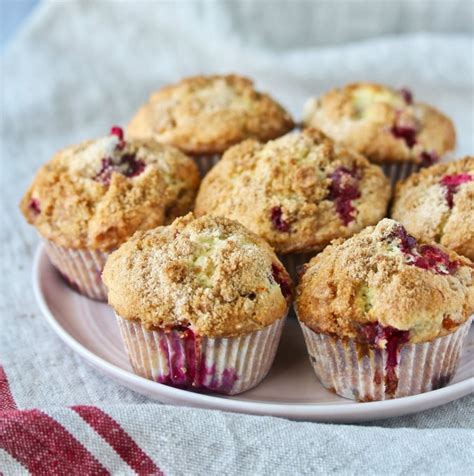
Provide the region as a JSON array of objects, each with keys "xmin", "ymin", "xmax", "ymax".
[
  {"xmin": 420, "ymin": 150, "xmax": 439, "ymax": 167},
  {"xmin": 391, "ymin": 124, "xmax": 417, "ymax": 148},
  {"xmin": 270, "ymin": 206, "xmax": 290, "ymax": 232},
  {"xmin": 389, "ymin": 225, "xmax": 417, "ymax": 253},
  {"xmin": 440, "ymin": 173, "xmax": 473, "ymax": 209},
  {"xmin": 327, "ymin": 167, "xmax": 361, "ymax": 226},
  {"xmin": 121, "ymin": 154, "xmax": 146, "ymax": 178},
  {"xmin": 29, "ymin": 198, "xmax": 41, "ymax": 216},
  {"xmin": 110, "ymin": 126, "xmax": 124, "ymax": 140},
  {"xmin": 94, "ymin": 155, "xmax": 146, "ymax": 185},
  {"xmin": 360, "ymin": 322, "xmax": 379, "ymax": 343},
  {"xmin": 442, "ymin": 315, "xmax": 457, "ymax": 331},
  {"xmin": 94, "ymin": 158, "xmax": 114, "ymax": 185},
  {"xmin": 399, "ymin": 88, "xmax": 413, "ymax": 105},
  {"xmin": 110, "ymin": 126, "xmax": 125, "ymax": 150},
  {"xmin": 271, "ymin": 263, "xmax": 292, "ymax": 301},
  {"xmin": 388, "ymin": 224, "xmax": 459, "ymax": 275},
  {"xmin": 413, "ymin": 245, "xmax": 459, "ymax": 275}
]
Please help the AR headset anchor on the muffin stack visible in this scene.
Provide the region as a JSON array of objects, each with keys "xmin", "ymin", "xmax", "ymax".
[{"xmin": 20, "ymin": 74, "xmax": 472, "ymax": 400}]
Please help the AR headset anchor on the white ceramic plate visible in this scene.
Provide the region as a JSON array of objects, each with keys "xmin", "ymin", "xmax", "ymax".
[{"xmin": 33, "ymin": 245, "xmax": 473, "ymax": 422}]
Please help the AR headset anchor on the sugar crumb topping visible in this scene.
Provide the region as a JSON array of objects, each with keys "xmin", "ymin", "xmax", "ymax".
[
  {"xmin": 127, "ymin": 74, "xmax": 294, "ymax": 154},
  {"xmin": 296, "ymin": 218, "xmax": 473, "ymax": 343},
  {"xmin": 103, "ymin": 214, "xmax": 291, "ymax": 337},
  {"xmin": 20, "ymin": 129, "xmax": 200, "ymax": 251},
  {"xmin": 303, "ymin": 82, "xmax": 455, "ymax": 164},
  {"xmin": 195, "ymin": 128, "xmax": 390, "ymax": 254}
]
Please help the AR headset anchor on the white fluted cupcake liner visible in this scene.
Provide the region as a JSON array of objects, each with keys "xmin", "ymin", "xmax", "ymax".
[
  {"xmin": 300, "ymin": 318, "xmax": 471, "ymax": 401},
  {"xmin": 116, "ymin": 314, "xmax": 286, "ymax": 395},
  {"xmin": 279, "ymin": 253, "xmax": 315, "ymax": 284},
  {"xmin": 192, "ymin": 154, "xmax": 222, "ymax": 176},
  {"xmin": 381, "ymin": 161, "xmax": 420, "ymax": 187},
  {"xmin": 43, "ymin": 240, "xmax": 109, "ymax": 301}
]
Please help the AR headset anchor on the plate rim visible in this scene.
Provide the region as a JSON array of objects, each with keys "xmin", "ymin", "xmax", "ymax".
[{"xmin": 32, "ymin": 244, "xmax": 474, "ymax": 421}]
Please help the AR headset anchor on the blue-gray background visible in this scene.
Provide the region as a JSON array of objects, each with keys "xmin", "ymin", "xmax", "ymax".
[
  {"xmin": 2, "ymin": 0, "xmax": 473, "ymax": 51},
  {"xmin": 2, "ymin": 0, "xmax": 38, "ymax": 48}
]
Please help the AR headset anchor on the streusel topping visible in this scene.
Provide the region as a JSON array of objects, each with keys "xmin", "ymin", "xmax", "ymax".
[
  {"xmin": 20, "ymin": 127, "xmax": 200, "ymax": 251},
  {"xmin": 392, "ymin": 157, "xmax": 474, "ymax": 261},
  {"xmin": 102, "ymin": 214, "xmax": 291, "ymax": 337},
  {"xmin": 303, "ymin": 82, "xmax": 455, "ymax": 165},
  {"xmin": 296, "ymin": 219, "xmax": 473, "ymax": 344},
  {"xmin": 127, "ymin": 74, "xmax": 294, "ymax": 155},
  {"xmin": 195, "ymin": 129, "xmax": 390, "ymax": 254}
]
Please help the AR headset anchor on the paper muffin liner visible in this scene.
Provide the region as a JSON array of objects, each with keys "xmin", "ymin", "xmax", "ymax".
[
  {"xmin": 381, "ymin": 161, "xmax": 420, "ymax": 187},
  {"xmin": 279, "ymin": 253, "xmax": 315, "ymax": 284},
  {"xmin": 299, "ymin": 318, "xmax": 471, "ymax": 401},
  {"xmin": 115, "ymin": 314, "xmax": 286, "ymax": 395},
  {"xmin": 43, "ymin": 240, "xmax": 109, "ymax": 301},
  {"xmin": 192, "ymin": 153, "xmax": 222, "ymax": 176}
]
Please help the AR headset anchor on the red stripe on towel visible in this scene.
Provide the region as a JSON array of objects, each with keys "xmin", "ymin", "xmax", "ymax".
[
  {"xmin": 0, "ymin": 367, "xmax": 17, "ymax": 411},
  {"xmin": 0, "ymin": 409, "xmax": 109, "ymax": 475},
  {"xmin": 73, "ymin": 406, "xmax": 163, "ymax": 475}
]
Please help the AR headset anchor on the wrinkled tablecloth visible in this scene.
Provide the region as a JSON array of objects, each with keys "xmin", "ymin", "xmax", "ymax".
[{"xmin": 1, "ymin": 1, "xmax": 473, "ymax": 474}]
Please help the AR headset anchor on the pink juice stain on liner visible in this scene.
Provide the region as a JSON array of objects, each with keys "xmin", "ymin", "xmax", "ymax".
[
  {"xmin": 360, "ymin": 322, "xmax": 410, "ymax": 395},
  {"xmin": 157, "ymin": 327, "xmax": 238, "ymax": 394}
]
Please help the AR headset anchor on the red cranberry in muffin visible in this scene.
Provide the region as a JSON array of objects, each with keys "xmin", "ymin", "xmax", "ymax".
[
  {"xmin": 296, "ymin": 219, "xmax": 473, "ymax": 401},
  {"xmin": 195, "ymin": 129, "xmax": 390, "ymax": 256},
  {"xmin": 20, "ymin": 127, "xmax": 200, "ymax": 300},
  {"xmin": 303, "ymin": 82, "xmax": 456, "ymax": 183},
  {"xmin": 392, "ymin": 157, "xmax": 474, "ymax": 262}
]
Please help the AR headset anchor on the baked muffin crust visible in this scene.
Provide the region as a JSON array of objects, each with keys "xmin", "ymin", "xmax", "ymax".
[
  {"xmin": 303, "ymin": 82, "xmax": 455, "ymax": 165},
  {"xmin": 392, "ymin": 157, "xmax": 474, "ymax": 261},
  {"xmin": 102, "ymin": 214, "xmax": 291, "ymax": 338},
  {"xmin": 128, "ymin": 74, "xmax": 294, "ymax": 155},
  {"xmin": 296, "ymin": 219, "xmax": 473, "ymax": 344},
  {"xmin": 195, "ymin": 129, "xmax": 390, "ymax": 254},
  {"xmin": 20, "ymin": 128, "xmax": 200, "ymax": 251}
]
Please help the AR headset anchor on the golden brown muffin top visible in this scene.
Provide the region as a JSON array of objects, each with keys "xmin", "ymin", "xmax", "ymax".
[
  {"xmin": 20, "ymin": 127, "xmax": 200, "ymax": 251},
  {"xmin": 392, "ymin": 157, "xmax": 474, "ymax": 261},
  {"xmin": 303, "ymin": 82, "xmax": 455, "ymax": 165},
  {"xmin": 127, "ymin": 74, "xmax": 294, "ymax": 155},
  {"xmin": 102, "ymin": 214, "xmax": 291, "ymax": 338},
  {"xmin": 195, "ymin": 129, "xmax": 390, "ymax": 254},
  {"xmin": 296, "ymin": 219, "xmax": 473, "ymax": 344}
]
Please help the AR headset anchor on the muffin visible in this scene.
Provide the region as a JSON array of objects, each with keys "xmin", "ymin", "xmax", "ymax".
[
  {"xmin": 392, "ymin": 157, "xmax": 473, "ymax": 261},
  {"xmin": 128, "ymin": 74, "xmax": 294, "ymax": 175},
  {"xmin": 296, "ymin": 219, "xmax": 473, "ymax": 401},
  {"xmin": 195, "ymin": 128, "xmax": 391, "ymax": 279},
  {"xmin": 20, "ymin": 127, "xmax": 200, "ymax": 300},
  {"xmin": 102, "ymin": 213, "xmax": 291, "ymax": 395},
  {"xmin": 303, "ymin": 82, "xmax": 456, "ymax": 185}
]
